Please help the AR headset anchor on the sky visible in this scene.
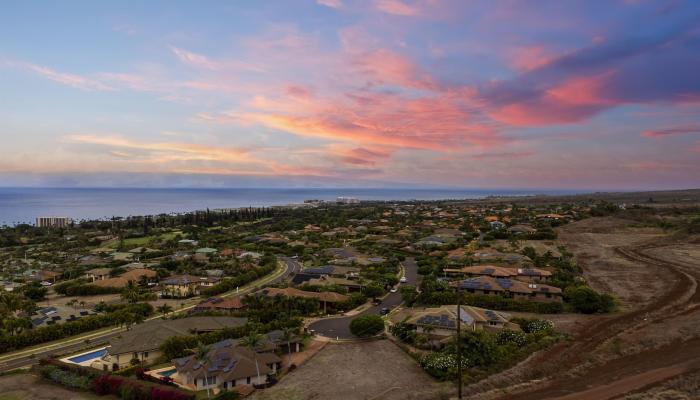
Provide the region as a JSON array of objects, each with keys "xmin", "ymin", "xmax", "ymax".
[{"xmin": 1, "ymin": 0, "xmax": 699, "ymax": 190}]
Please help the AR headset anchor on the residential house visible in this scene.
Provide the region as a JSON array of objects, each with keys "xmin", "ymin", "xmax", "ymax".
[
  {"xmin": 405, "ymin": 305, "xmax": 519, "ymax": 339},
  {"xmin": 160, "ymin": 274, "xmax": 220, "ymax": 297},
  {"xmin": 110, "ymin": 252, "xmax": 134, "ymax": 262},
  {"xmin": 85, "ymin": 267, "xmax": 111, "ymax": 282},
  {"xmin": 26, "ymin": 269, "xmax": 60, "ymax": 283},
  {"xmin": 508, "ymin": 224, "xmax": 537, "ymax": 235},
  {"xmin": 192, "ymin": 296, "xmax": 246, "ymax": 314},
  {"xmin": 255, "ymin": 287, "xmax": 349, "ymax": 313},
  {"xmin": 489, "ymin": 221, "xmax": 506, "ymax": 230},
  {"xmin": 306, "ymin": 275, "xmax": 364, "ymax": 292},
  {"xmin": 291, "ymin": 265, "xmax": 360, "ymax": 285},
  {"xmin": 450, "ymin": 276, "xmax": 562, "ymax": 302},
  {"xmin": 443, "ymin": 265, "xmax": 552, "ymax": 282},
  {"xmin": 30, "ymin": 305, "xmax": 97, "ymax": 327},
  {"xmin": 91, "ymin": 268, "xmax": 157, "ymax": 289},
  {"xmin": 94, "ymin": 317, "xmax": 247, "ymax": 371},
  {"xmin": 173, "ymin": 339, "xmax": 281, "ymax": 391}
]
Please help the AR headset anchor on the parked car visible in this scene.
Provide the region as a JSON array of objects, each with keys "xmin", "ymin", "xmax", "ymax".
[
  {"xmin": 390, "ymin": 287, "xmax": 398, "ymax": 293},
  {"xmin": 400, "ymin": 276, "xmax": 407, "ymax": 283},
  {"xmin": 380, "ymin": 307, "xmax": 390, "ymax": 315},
  {"xmin": 372, "ymin": 298, "xmax": 382, "ymax": 306}
]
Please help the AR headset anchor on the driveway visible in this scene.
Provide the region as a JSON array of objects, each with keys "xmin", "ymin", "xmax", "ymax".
[{"xmin": 307, "ymin": 257, "xmax": 420, "ymax": 339}]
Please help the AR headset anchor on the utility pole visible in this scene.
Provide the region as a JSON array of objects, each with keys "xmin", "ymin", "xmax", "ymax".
[{"xmin": 456, "ymin": 290, "xmax": 462, "ymax": 399}]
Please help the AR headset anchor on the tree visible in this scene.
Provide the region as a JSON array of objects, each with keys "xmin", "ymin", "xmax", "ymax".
[
  {"xmin": 3, "ymin": 317, "xmax": 32, "ymax": 335},
  {"xmin": 362, "ymin": 284, "xmax": 384, "ymax": 300},
  {"xmin": 280, "ymin": 327, "xmax": 296, "ymax": 368},
  {"xmin": 241, "ymin": 331, "xmax": 264, "ymax": 386},
  {"xmin": 448, "ymin": 330, "xmax": 499, "ymax": 367},
  {"xmin": 0, "ymin": 292, "xmax": 31, "ymax": 318},
  {"xmin": 120, "ymin": 281, "xmax": 140, "ymax": 304},
  {"xmin": 565, "ymin": 285, "xmax": 614, "ymax": 314},
  {"xmin": 20, "ymin": 282, "xmax": 48, "ymax": 301},
  {"xmin": 349, "ymin": 315, "xmax": 384, "ymax": 337},
  {"xmin": 399, "ymin": 285, "xmax": 418, "ymax": 305},
  {"xmin": 157, "ymin": 304, "xmax": 173, "ymax": 317},
  {"xmin": 195, "ymin": 342, "xmax": 212, "ymax": 399}
]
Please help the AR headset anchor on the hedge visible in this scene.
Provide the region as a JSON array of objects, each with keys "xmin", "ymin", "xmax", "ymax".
[
  {"xmin": 201, "ymin": 262, "xmax": 276, "ymax": 296},
  {"xmin": 37, "ymin": 358, "xmax": 194, "ymax": 400}
]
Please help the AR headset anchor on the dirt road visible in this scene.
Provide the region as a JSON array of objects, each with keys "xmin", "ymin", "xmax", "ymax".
[{"xmin": 488, "ymin": 219, "xmax": 700, "ymax": 400}]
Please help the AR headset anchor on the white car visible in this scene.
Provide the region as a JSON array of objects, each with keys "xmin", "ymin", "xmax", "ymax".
[
  {"xmin": 399, "ymin": 276, "xmax": 407, "ymax": 283},
  {"xmin": 390, "ymin": 287, "xmax": 398, "ymax": 293}
]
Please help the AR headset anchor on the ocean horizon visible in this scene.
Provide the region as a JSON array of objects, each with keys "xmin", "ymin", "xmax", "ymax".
[{"xmin": 0, "ymin": 187, "xmax": 582, "ymax": 226}]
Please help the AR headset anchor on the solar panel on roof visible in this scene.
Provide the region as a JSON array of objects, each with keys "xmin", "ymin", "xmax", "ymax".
[{"xmin": 496, "ymin": 278, "xmax": 513, "ymax": 289}]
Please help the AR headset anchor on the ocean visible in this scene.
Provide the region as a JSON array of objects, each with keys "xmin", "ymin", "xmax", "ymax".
[{"xmin": 0, "ymin": 187, "xmax": 577, "ymax": 226}]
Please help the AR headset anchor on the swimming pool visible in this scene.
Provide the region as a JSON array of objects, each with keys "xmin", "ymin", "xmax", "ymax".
[
  {"xmin": 68, "ymin": 348, "xmax": 107, "ymax": 364},
  {"xmin": 159, "ymin": 369, "xmax": 177, "ymax": 377}
]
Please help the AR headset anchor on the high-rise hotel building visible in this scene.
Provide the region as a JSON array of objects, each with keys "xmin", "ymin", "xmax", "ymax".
[{"xmin": 35, "ymin": 216, "xmax": 72, "ymax": 228}]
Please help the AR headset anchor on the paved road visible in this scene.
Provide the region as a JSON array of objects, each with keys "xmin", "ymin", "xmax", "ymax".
[
  {"xmin": 308, "ymin": 257, "xmax": 420, "ymax": 339},
  {"xmin": 0, "ymin": 258, "xmax": 294, "ymax": 373},
  {"xmin": 0, "ymin": 334, "xmax": 116, "ymax": 372},
  {"xmin": 278, "ymin": 256, "xmax": 301, "ymax": 282}
]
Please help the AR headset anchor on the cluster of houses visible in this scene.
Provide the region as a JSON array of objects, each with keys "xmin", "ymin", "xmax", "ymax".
[{"xmin": 64, "ymin": 315, "xmax": 303, "ymax": 396}]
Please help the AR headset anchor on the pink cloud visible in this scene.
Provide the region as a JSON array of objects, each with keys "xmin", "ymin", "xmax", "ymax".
[
  {"xmin": 204, "ymin": 88, "xmax": 501, "ymax": 151},
  {"xmin": 350, "ymin": 49, "xmax": 439, "ymax": 90},
  {"xmin": 24, "ymin": 63, "xmax": 114, "ymax": 91},
  {"xmin": 374, "ymin": 0, "xmax": 423, "ymax": 16},
  {"xmin": 322, "ymin": 144, "xmax": 392, "ymax": 166},
  {"xmin": 641, "ymin": 125, "xmax": 700, "ymax": 138},
  {"xmin": 286, "ymin": 85, "xmax": 313, "ymax": 99},
  {"xmin": 317, "ymin": 0, "xmax": 342, "ymax": 8},
  {"xmin": 624, "ymin": 161, "xmax": 673, "ymax": 171},
  {"xmin": 170, "ymin": 46, "xmax": 220, "ymax": 70},
  {"xmin": 510, "ymin": 46, "xmax": 553, "ymax": 72},
  {"xmin": 487, "ymin": 72, "xmax": 615, "ymax": 126}
]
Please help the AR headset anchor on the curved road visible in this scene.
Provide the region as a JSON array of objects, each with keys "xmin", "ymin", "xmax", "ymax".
[{"xmin": 308, "ymin": 257, "xmax": 419, "ymax": 339}]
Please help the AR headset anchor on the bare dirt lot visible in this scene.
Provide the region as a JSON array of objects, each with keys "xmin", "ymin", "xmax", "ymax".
[
  {"xmin": 0, "ymin": 372, "xmax": 105, "ymax": 400},
  {"xmin": 253, "ymin": 340, "xmax": 450, "ymax": 400}
]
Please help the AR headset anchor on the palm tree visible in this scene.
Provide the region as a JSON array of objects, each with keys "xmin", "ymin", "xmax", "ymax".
[
  {"xmin": 157, "ymin": 304, "xmax": 173, "ymax": 317},
  {"xmin": 121, "ymin": 281, "xmax": 140, "ymax": 304},
  {"xmin": 194, "ymin": 342, "xmax": 212, "ymax": 399},
  {"xmin": 241, "ymin": 331, "xmax": 264, "ymax": 386},
  {"xmin": 280, "ymin": 327, "xmax": 296, "ymax": 369}
]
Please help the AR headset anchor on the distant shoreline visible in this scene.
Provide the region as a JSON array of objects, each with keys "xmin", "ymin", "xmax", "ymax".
[{"xmin": 1, "ymin": 187, "xmax": 697, "ymax": 227}]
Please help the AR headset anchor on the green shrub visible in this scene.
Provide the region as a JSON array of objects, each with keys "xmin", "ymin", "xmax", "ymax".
[
  {"xmin": 496, "ymin": 329, "xmax": 527, "ymax": 347},
  {"xmin": 38, "ymin": 365, "xmax": 91, "ymax": 390},
  {"xmin": 564, "ymin": 286, "xmax": 615, "ymax": 314},
  {"xmin": 349, "ymin": 315, "xmax": 385, "ymax": 337}
]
